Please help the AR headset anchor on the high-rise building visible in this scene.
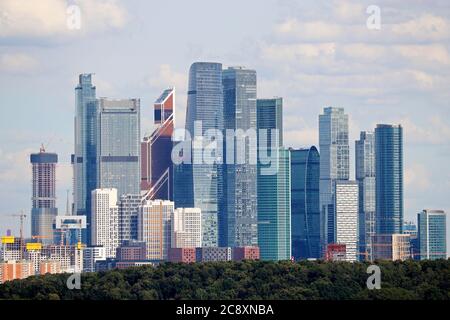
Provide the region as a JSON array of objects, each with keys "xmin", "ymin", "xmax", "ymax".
[
  {"xmin": 333, "ymin": 181, "xmax": 359, "ymax": 262},
  {"xmin": 74, "ymin": 74, "xmax": 97, "ymax": 244},
  {"xmin": 373, "ymin": 234, "xmax": 411, "ymax": 261},
  {"xmin": 290, "ymin": 147, "xmax": 321, "ymax": 260},
  {"xmin": 375, "ymin": 124, "xmax": 403, "ymax": 235},
  {"xmin": 138, "ymin": 200, "xmax": 174, "ymax": 260},
  {"xmin": 418, "ymin": 209, "xmax": 447, "ymax": 260},
  {"xmin": 141, "ymin": 88, "xmax": 175, "ymax": 200},
  {"xmin": 0, "ymin": 260, "xmax": 34, "ymax": 284},
  {"xmin": 171, "ymin": 208, "xmax": 202, "ymax": 248},
  {"xmin": 30, "ymin": 146, "xmax": 58, "ymax": 245},
  {"xmin": 175, "ymin": 62, "xmax": 224, "ymax": 247},
  {"xmin": 118, "ymin": 194, "xmax": 141, "ymax": 244},
  {"xmin": 257, "ymin": 98, "xmax": 290, "ymax": 261},
  {"xmin": 96, "ymin": 98, "xmax": 141, "ymax": 197},
  {"xmin": 91, "ymin": 188, "xmax": 119, "ymax": 258},
  {"xmin": 83, "ymin": 246, "xmax": 106, "ymax": 272},
  {"xmin": 319, "ymin": 107, "xmax": 349, "ymax": 253},
  {"xmin": 355, "ymin": 131, "xmax": 376, "ymax": 261},
  {"xmin": 221, "ymin": 67, "xmax": 258, "ymax": 248}
]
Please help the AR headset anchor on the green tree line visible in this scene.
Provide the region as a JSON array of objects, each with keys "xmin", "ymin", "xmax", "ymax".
[{"xmin": 0, "ymin": 259, "xmax": 449, "ymax": 300}]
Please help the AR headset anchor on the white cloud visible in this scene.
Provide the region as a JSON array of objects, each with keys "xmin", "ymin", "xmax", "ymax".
[
  {"xmin": 0, "ymin": 53, "xmax": 38, "ymax": 73},
  {"xmin": 0, "ymin": 0, "xmax": 127, "ymax": 39},
  {"xmin": 405, "ymin": 163, "xmax": 432, "ymax": 191}
]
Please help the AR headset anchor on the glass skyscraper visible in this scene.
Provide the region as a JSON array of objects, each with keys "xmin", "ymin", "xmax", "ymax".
[
  {"xmin": 221, "ymin": 67, "xmax": 258, "ymax": 247},
  {"xmin": 319, "ymin": 107, "xmax": 349, "ymax": 253},
  {"xmin": 74, "ymin": 74, "xmax": 97, "ymax": 244},
  {"xmin": 96, "ymin": 98, "xmax": 141, "ymax": 198},
  {"xmin": 418, "ymin": 209, "xmax": 447, "ymax": 260},
  {"xmin": 290, "ymin": 147, "xmax": 320, "ymax": 260},
  {"xmin": 257, "ymin": 98, "xmax": 291, "ymax": 261},
  {"xmin": 375, "ymin": 124, "xmax": 403, "ymax": 235},
  {"xmin": 175, "ymin": 62, "xmax": 224, "ymax": 247},
  {"xmin": 355, "ymin": 131, "xmax": 376, "ymax": 261}
]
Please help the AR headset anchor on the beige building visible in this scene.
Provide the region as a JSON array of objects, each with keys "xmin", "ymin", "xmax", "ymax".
[
  {"xmin": 171, "ymin": 208, "xmax": 202, "ymax": 248},
  {"xmin": 373, "ymin": 234, "xmax": 411, "ymax": 261},
  {"xmin": 139, "ymin": 200, "xmax": 174, "ymax": 260}
]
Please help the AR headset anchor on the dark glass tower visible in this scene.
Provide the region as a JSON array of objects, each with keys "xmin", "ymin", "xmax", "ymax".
[
  {"xmin": 290, "ymin": 147, "xmax": 320, "ymax": 260},
  {"xmin": 221, "ymin": 67, "xmax": 257, "ymax": 248},
  {"xmin": 30, "ymin": 146, "xmax": 58, "ymax": 245},
  {"xmin": 375, "ymin": 124, "xmax": 403, "ymax": 235}
]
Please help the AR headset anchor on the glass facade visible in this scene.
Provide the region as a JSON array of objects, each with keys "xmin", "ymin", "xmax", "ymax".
[
  {"xmin": 418, "ymin": 209, "xmax": 447, "ymax": 260},
  {"xmin": 290, "ymin": 147, "xmax": 320, "ymax": 260},
  {"xmin": 375, "ymin": 124, "xmax": 403, "ymax": 235},
  {"xmin": 319, "ymin": 107, "xmax": 349, "ymax": 253},
  {"xmin": 175, "ymin": 62, "xmax": 224, "ymax": 247},
  {"xmin": 97, "ymin": 98, "xmax": 141, "ymax": 200},
  {"xmin": 257, "ymin": 98, "xmax": 291, "ymax": 261},
  {"xmin": 355, "ymin": 131, "xmax": 376, "ymax": 261},
  {"xmin": 74, "ymin": 74, "xmax": 97, "ymax": 244},
  {"xmin": 221, "ymin": 67, "xmax": 258, "ymax": 247}
]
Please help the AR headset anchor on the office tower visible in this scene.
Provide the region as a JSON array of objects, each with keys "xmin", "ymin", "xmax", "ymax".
[
  {"xmin": 91, "ymin": 188, "xmax": 119, "ymax": 258},
  {"xmin": 171, "ymin": 208, "xmax": 202, "ymax": 248},
  {"xmin": 418, "ymin": 209, "xmax": 447, "ymax": 260},
  {"xmin": 319, "ymin": 107, "xmax": 349, "ymax": 253},
  {"xmin": 290, "ymin": 147, "xmax": 321, "ymax": 260},
  {"xmin": 74, "ymin": 74, "xmax": 97, "ymax": 244},
  {"xmin": 373, "ymin": 234, "xmax": 410, "ymax": 261},
  {"xmin": 257, "ymin": 98, "xmax": 290, "ymax": 261},
  {"xmin": 141, "ymin": 88, "xmax": 175, "ymax": 201},
  {"xmin": 30, "ymin": 146, "xmax": 58, "ymax": 245},
  {"xmin": 97, "ymin": 98, "xmax": 141, "ymax": 197},
  {"xmin": 83, "ymin": 246, "xmax": 106, "ymax": 272},
  {"xmin": 355, "ymin": 131, "xmax": 376, "ymax": 261},
  {"xmin": 175, "ymin": 62, "xmax": 224, "ymax": 247},
  {"xmin": 221, "ymin": 67, "xmax": 258, "ymax": 247},
  {"xmin": 375, "ymin": 124, "xmax": 403, "ymax": 234},
  {"xmin": 138, "ymin": 200, "xmax": 174, "ymax": 260},
  {"xmin": 118, "ymin": 194, "xmax": 141, "ymax": 243},
  {"xmin": 333, "ymin": 181, "xmax": 359, "ymax": 262}
]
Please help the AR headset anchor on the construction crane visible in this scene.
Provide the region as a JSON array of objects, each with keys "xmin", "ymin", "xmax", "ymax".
[{"xmin": 8, "ymin": 211, "xmax": 27, "ymax": 259}]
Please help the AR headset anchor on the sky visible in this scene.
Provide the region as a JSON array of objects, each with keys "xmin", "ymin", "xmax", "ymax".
[{"xmin": 0, "ymin": 0, "xmax": 449, "ymax": 250}]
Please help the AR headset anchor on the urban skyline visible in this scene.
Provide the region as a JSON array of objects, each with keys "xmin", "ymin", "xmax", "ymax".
[{"xmin": 0, "ymin": 0, "xmax": 449, "ymax": 254}]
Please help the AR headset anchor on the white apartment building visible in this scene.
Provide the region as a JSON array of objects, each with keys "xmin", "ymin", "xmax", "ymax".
[
  {"xmin": 91, "ymin": 188, "xmax": 119, "ymax": 259},
  {"xmin": 334, "ymin": 181, "xmax": 359, "ymax": 262},
  {"xmin": 171, "ymin": 208, "xmax": 202, "ymax": 248},
  {"xmin": 83, "ymin": 246, "xmax": 107, "ymax": 273}
]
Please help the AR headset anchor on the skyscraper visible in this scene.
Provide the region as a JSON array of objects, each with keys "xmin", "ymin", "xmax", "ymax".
[
  {"xmin": 175, "ymin": 62, "xmax": 224, "ymax": 247},
  {"xmin": 74, "ymin": 74, "xmax": 97, "ymax": 244},
  {"xmin": 91, "ymin": 188, "xmax": 119, "ymax": 259},
  {"xmin": 290, "ymin": 147, "xmax": 321, "ymax": 260},
  {"xmin": 30, "ymin": 146, "xmax": 58, "ymax": 245},
  {"xmin": 221, "ymin": 67, "xmax": 258, "ymax": 247},
  {"xmin": 319, "ymin": 107, "xmax": 349, "ymax": 252},
  {"xmin": 96, "ymin": 98, "xmax": 141, "ymax": 197},
  {"xmin": 257, "ymin": 98, "xmax": 291, "ymax": 261},
  {"xmin": 141, "ymin": 88, "xmax": 175, "ymax": 200},
  {"xmin": 355, "ymin": 131, "xmax": 376, "ymax": 261},
  {"xmin": 418, "ymin": 209, "xmax": 447, "ymax": 260},
  {"xmin": 375, "ymin": 124, "xmax": 403, "ymax": 235},
  {"xmin": 333, "ymin": 181, "xmax": 359, "ymax": 262}
]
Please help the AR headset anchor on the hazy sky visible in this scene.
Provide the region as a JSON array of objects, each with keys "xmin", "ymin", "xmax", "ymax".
[{"xmin": 0, "ymin": 0, "xmax": 449, "ymax": 250}]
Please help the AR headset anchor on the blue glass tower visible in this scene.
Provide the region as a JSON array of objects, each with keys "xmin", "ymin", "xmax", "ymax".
[
  {"xmin": 375, "ymin": 124, "xmax": 403, "ymax": 235},
  {"xmin": 418, "ymin": 209, "xmax": 447, "ymax": 260},
  {"xmin": 290, "ymin": 147, "xmax": 320, "ymax": 260},
  {"xmin": 257, "ymin": 98, "xmax": 291, "ymax": 261},
  {"xmin": 74, "ymin": 74, "xmax": 97, "ymax": 244},
  {"xmin": 177, "ymin": 62, "xmax": 224, "ymax": 247},
  {"xmin": 221, "ymin": 67, "xmax": 258, "ymax": 247}
]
